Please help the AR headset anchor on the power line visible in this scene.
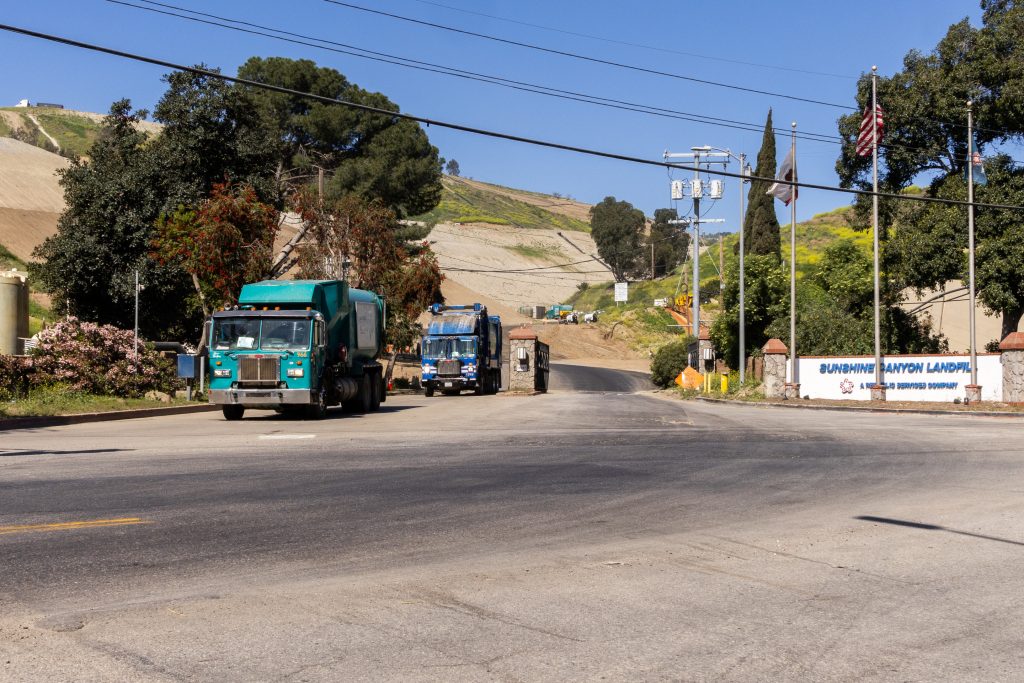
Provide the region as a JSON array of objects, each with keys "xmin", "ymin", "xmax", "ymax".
[
  {"xmin": 115, "ymin": 0, "xmax": 1001, "ymax": 164},
  {"xmin": 2, "ymin": 23, "xmax": 1022, "ymax": 213},
  {"xmin": 321, "ymin": 0, "xmax": 855, "ymax": 111},
  {"xmin": 404, "ymin": 0, "xmax": 856, "ymax": 80},
  {"xmin": 110, "ymin": 0, "xmax": 846, "ymax": 149},
  {"xmin": 327, "ymin": 0, "xmax": 1024, "ymax": 143}
]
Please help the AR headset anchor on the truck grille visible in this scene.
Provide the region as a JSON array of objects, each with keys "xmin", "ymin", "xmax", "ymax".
[
  {"xmin": 437, "ymin": 359, "xmax": 462, "ymax": 377},
  {"xmin": 239, "ymin": 356, "xmax": 280, "ymax": 385}
]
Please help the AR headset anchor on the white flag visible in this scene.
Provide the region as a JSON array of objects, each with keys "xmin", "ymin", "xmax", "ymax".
[{"xmin": 767, "ymin": 147, "xmax": 798, "ymax": 206}]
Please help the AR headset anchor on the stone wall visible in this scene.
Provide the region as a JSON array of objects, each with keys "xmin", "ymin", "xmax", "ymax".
[{"xmin": 1001, "ymin": 333, "xmax": 1024, "ymax": 404}]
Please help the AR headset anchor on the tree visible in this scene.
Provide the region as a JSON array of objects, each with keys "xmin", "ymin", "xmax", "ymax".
[
  {"xmin": 149, "ymin": 68, "xmax": 280, "ymax": 211},
  {"xmin": 235, "ymin": 57, "xmax": 443, "ymax": 218},
  {"xmin": 648, "ymin": 208, "xmax": 690, "ymax": 278},
  {"xmin": 892, "ymin": 157, "xmax": 1024, "ymax": 339},
  {"xmin": 589, "ymin": 196, "xmax": 646, "ymax": 281},
  {"xmin": 445, "ymin": 159, "xmax": 461, "ymax": 177},
  {"xmin": 292, "ymin": 192, "xmax": 443, "ymax": 348},
  {"xmin": 152, "ymin": 182, "xmax": 279, "ymax": 316},
  {"xmin": 710, "ymin": 254, "xmax": 789, "ymax": 368},
  {"xmin": 31, "ymin": 101, "xmax": 197, "ymax": 339},
  {"xmin": 743, "ymin": 110, "xmax": 782, "ymax": 259},
  {"xmin": 836, "ymin": 4, "xmax": 1024, "ymax": 339}
]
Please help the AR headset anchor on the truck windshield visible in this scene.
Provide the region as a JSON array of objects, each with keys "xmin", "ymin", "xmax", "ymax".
[
  {"xmin": 212, "ymin": 318, "xmax": 261, "ymax": 350},
  {"xmin": 454, "ymin": 338, "xmax": 476, "ymax": 358},
  {"xmin": 423, "ymin": 337, "xmax": 449, "ymax": 359},
  {"xmin": 422, "ymin": 337, "xmax": 476, "ymax": 359},
  {"xmin": 260, "ymin": 318, "xmax": 312, "ymax": 351}
]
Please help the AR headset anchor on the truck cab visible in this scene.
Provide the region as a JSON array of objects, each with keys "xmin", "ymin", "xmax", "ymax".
[{"xmin": 209, "ymin": 309, "xmax": 326, "ymax": 418}]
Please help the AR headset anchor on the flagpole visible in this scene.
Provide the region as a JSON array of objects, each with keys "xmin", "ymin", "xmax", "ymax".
[
  {"xmin": 871, "ymin": 65, "xmax": 883, "ymax": 399},
  {"xmin": 789, "ymin": 121, "xmax": 798, "ymax": 394},
  {"xmin": 966, "ymin": 100, "xmax": 979, "ymax": 398}
]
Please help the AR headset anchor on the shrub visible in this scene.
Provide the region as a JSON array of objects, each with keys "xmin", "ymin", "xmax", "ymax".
[
  {"xmin": 651, "ymin": 339, "xmax": 692, "ymax": 388},
  {"xmin": 30, "ymin": 317, "xmax": 176, "ymax": 397},
  {"xmin": 0, "ymin": 355, "xmax": 33, "ymax": 400}
]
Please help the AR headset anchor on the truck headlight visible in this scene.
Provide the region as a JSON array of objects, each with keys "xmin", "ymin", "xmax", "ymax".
[
  {"xmin": 463, "ymin": 364, "xmax": 476, "ymax": 373},
  {"xmin": 422, "ymin": 365, "xmax": 436, "ymax": 374},
  {"xmin": 287, "ymin": 368, "xmax": 305, "ymax": 378},
  {"xmin": 213, "ymin": 369, "xmax": 231, "ymax": 378}
]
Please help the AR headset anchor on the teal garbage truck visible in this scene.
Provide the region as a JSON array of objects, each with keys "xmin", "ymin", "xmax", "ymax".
[
  {"xmin": 208, "ymin": 279, "xmax": 385, "ymax": 420},
  {"xmin": 420, "ymin": 303, "xmax": 502, "ymax": 396}
]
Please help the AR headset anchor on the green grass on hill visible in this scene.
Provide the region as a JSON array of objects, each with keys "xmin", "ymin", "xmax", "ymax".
[
  {"xmin": 413, "ymin": 177, "xmax": 591, "ymax": 232},
  {"xmin": 33, "ymin": 111, "xmax": 100, "ymax": 158},
  {"xmin": 505, "ymin": 243, "xmax": 561, "ymax": 261}
]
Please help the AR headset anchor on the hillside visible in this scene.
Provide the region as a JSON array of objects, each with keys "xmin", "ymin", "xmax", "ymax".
[
  {"xmin": 414, "ymin": 176, "xmax": 592, "ymax": 232},
  {"xmin": 0, "ymin": 107, "xmax": 161, "ymax": 159}
]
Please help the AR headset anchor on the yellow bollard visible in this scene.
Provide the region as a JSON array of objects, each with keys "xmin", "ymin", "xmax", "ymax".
[{"xmin": 720, "ymin": 375, "xmax": 728, "ymax": 393}]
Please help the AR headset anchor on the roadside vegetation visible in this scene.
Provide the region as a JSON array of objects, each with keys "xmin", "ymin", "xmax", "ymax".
[{"xmin": 0, "ymin": 386, "xmax": 191, "ymax": 418}]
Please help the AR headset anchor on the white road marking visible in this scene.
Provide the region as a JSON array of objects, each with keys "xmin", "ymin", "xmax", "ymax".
[{"xmin": 257, "ymin": 434, "xmax": 317, "ymax": 440}]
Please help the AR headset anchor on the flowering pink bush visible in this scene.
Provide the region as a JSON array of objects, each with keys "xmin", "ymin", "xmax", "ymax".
[{"xmin": 29, "ymin": 317, "xmax": 176, "ymax": 398}]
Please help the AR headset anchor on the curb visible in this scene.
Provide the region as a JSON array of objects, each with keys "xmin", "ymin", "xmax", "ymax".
[
  {"xmin": 0, "ymin": 404, "xmax": 219, "ymax": 432},
  {"xmin": 694, "ymin": 396, "xmax": 1024, "ymax": 418}
]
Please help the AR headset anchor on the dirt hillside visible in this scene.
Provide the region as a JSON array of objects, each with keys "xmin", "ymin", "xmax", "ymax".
[
  {"xmin": 0, "ymin": 138, "xmax": 68, "ymax": 260},
  {"xmin": 429, "ymin": 221, "xmax": 612, "ymax": 311}
]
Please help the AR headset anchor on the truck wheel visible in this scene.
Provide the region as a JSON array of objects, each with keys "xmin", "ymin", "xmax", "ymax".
[
  {"xmin": 306, "ymin": 385, "xmax": 328, "ymax": 420},
  {"xmin": 358, "ymin": 373, "xmax": 374, "ymax": 413},
  {"xmin": 474, "ymin": 379, "xmax": 484, "ymax": 396},
  {"xmin": 222, "ymin": 405, "xmax": 244, "ymax": 421},
  {"xmin": 424, "ymin": 385, "xmax": 434, "ymax": 397},
  {"xmin": 369, "ymin": 371, "xmax": 382, "ymax": 412}
]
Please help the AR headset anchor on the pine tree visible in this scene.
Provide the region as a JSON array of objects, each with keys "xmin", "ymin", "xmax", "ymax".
[{"xmin": 744, "ymin": 109, "xmax": 782, "ymax": 259}]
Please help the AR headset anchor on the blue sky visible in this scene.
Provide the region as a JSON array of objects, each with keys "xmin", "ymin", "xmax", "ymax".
[{"xmin": 2, "ymin": 1, "xmax": 984, "ymax": 227}]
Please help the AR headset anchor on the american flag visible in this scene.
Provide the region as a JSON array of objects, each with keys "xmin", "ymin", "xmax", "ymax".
[{"xmin": 856, "ymin": 104, "xmax": 884, "ymax": 157}]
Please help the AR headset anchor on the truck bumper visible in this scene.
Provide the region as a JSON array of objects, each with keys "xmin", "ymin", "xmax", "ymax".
[
  {"xmin": 210, "ymin": 389, "xmax": 312, "ymax": 407},
  {"xmin": 424, "ymin": 377, "xmax": 476, "ymax": 390}
]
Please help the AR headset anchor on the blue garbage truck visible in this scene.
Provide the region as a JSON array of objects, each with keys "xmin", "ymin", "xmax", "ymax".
[
  {"xmin": 208, "ymin": 279, "xmax": 385, "ymax": 420},
  {"xmin": 420, "ymin": 303, "xmax": 502, "ymax": 396}
]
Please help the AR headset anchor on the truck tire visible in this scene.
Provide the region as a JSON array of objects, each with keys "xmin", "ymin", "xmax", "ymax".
[
  {"xmin": 369, "ymin": 370, "xmax": 382, "ymax": 412},
  {"xmin": 222, "ymin": 405, "xmax": 244, "ymax": 421},
  {"xmin": 474, "ymin": 379, "xmax": 484, "ymax": 396},
  {"xmin": 424, "ymin": 385, "xmax": 434, "ymax": 397},
  {"xmin": 356, "ymin": 373, "xmax": 373, "ymax": 413},
  {"xmin": 306, "ymin": 384, "xmax": 328, "ymax": 420}
]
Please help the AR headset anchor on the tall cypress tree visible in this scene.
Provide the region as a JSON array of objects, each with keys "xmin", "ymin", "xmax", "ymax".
[{"xmin": 744, "ymin": 109, "xmax": 782, "ymax": 259}]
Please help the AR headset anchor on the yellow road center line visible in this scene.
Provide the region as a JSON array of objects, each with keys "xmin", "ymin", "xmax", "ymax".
[{"xmin": 0, "ymin": 517, "xmax": 152, "ymax": 535}]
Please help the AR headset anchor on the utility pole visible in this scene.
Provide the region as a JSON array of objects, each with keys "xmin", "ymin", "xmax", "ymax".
[
  {"xmin": 738, "ymin": 152, "xmax": 748, "ymax": 385},
  {"xmin": 134, "ymin": 269, "xmax": 140, "ymax": 361},
  {"xmin": 966, "ymin": 100, "xmax": 979, "ymax": 400},
  {"xmin": 719, "ymin": 234, "xmax": 724, "ymax": 295},
  {"xmin": 664, "ymin": 148, "xmax": 728, "ymax": 340}
]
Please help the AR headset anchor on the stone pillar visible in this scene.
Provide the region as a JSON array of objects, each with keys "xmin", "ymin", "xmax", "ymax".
[
  {"xmin": 508, "ymin": 327, "xmax": 538, "ymax": 394},
  {"xmin": 762, "ymin": 338, "xmax": 788, "ymax": 399},
  {"xmin": 1000, "ymin": 332, "xmax": 1024, "ymax": 404}
]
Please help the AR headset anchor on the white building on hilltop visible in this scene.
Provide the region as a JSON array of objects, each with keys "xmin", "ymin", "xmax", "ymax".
[{"xmin": 15, "ymin": 99, "xmax": 29, "ymax": 107}]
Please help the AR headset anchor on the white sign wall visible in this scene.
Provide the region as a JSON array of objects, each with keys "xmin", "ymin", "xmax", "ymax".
[{"xmin": 788, "ymin": 354, "xmax": 1002, "ymax": 402}]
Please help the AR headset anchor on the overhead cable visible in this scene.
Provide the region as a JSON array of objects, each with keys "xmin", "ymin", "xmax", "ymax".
[{"xmin": 1, "ymin": 23, "xmax": 1022, "ymax": 213}]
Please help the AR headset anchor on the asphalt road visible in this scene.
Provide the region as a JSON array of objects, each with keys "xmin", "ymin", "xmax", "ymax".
[{"xmin": 3, "ymin": 364, "xmax": 1024, "ymax": 681}]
